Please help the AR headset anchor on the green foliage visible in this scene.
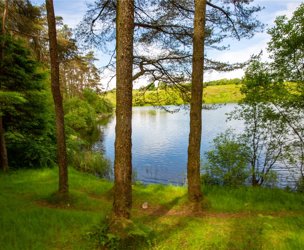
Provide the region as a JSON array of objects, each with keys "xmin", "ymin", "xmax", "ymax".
[
  {"xmin": 86, "ymin": 222, "xmax": 120, "ymax": 249},
  {"xmin": 133, "ymin": 88, "xmax": 186, "ymax": 106},
  {"xmin": 235, "ymin": 46, "xmax": 304, "ymax": 186},
  {"xmin": 65, "ymin": 97, "xmax": 99, "ymax": 146},
  {"xmin": 83, "ymin": 88, "xmax": 113, "ymax": 114},
  {"xmin": 64, "ymin": 89, "xmax": 113, "ymax": 176},
  {"xmin": 87, "ymin": 218, "xmax": 152, "ymax": 250},
  {"xmin": 65, "ymin": 89, "xmax": 113, "ymax": 147},
  {"xmin": 113, "ymin": 83, "xmax": 243, "ymax": 107},
  {"xmin": 0, "ymin": 91, "xmax": 26, "ymax": 116},
  {"xmin": 242, "ymin": 59, "xmax": 275, "ymax": 101},
  {"xmin": 68, "ymin": 150, "xmax": 111, "ymax": 178},
  {"xmin": 230, "ymin": 103, "xmax": 285, "ymax": 186},
  {"xmin": 6, "ymin": 132, "xmax": 55, "ymax": 168},
  {"xmin": 203, "ymin": 130, "xmax": 249, "ymax": 187},
  {"xmin": 0, "ymin": 35, "xmax": 56, "ymax": 168},
  {"xmin": 204, "ymin": 78, "xmax": 242, "ymax": 87},
  {"xmin": 296, "ymin": 177, "xmax": 304, "ymax": 193},
  {"xmin": 267, "ymin": 3, "xmax": 304, "ymax": 82}
]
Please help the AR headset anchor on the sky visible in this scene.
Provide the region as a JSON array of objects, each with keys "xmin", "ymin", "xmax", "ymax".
[{"xmin": 32, "ymin": 0, "xmax": 303, "ymax": 88}]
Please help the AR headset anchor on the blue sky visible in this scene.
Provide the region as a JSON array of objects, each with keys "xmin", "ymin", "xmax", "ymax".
[{"xmin": 33, "ymin": 0, "xmax": 303, "ymax": 87}]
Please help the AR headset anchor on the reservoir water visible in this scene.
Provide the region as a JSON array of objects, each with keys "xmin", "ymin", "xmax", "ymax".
[
  {"xmin": 95, "ymin": 104, "xmax": 300, "ymax": 187},
  {"xmin": 96, "ymin": 104, "xmax": 243, "ymax": 184}
]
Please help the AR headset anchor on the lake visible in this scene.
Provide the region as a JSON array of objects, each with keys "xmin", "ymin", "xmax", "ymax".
[
  {"xmin": 96, "ymin": 104, "xmax": 243, "ymax": 184},
  {"xmin": 95, "ymin": 104, "xmax": 299, "ymax": 187}
]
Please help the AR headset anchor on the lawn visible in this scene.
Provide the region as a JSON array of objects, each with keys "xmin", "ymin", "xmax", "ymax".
[{"xmin": 0, "ymin": 168, "xmax": 303, "ymax": 249}]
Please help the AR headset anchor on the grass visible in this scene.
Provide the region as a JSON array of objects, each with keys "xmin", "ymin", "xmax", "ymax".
[
  {"xmin": 104, "ymin": 84, "xmax": 244, "ymax": 107},
  {"xmin": 203, "ymin": 84, "xmax": 243, "ymax": 104},
  {"xmin": 1, "ymin": 168, "xmax": 304, "ymax": 249}
]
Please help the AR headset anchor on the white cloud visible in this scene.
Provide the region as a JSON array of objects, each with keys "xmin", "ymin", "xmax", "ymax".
[
  {"xmin": 206, "ymin": 0, "xmax": 302, "ymax": 81},
  {"xmin": 273, "ymin": 2, "xmax": 301, "ymax": 18}
]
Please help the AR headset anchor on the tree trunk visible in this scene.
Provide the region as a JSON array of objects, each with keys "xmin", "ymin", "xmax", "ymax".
[
  {"xmin": 0, "ymin": 0, "xmax": 9, "ymax": 172},
  {"xmin": 113, "ymin": 0, "xmax": 134, "ymax": 219},
  {"xmin": 187, "ymin": 0, "xmax": 207, "ymax": 205},
  {"xmin": 0, "ymin": 117, "xmax": 8, "ymax": 172},
  {"xmin": 45, "ymin": 0, "xmax": 68, "ymax": 195}
]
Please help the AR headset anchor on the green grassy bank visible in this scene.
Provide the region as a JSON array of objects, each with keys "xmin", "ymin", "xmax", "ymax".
[
  {"xmin": 105, "ymin": 84, "xmax": 244, "ymax": 107},
  {"xmin": 1, "ymin": 168, "xmax": 304, "ymax": 249}
]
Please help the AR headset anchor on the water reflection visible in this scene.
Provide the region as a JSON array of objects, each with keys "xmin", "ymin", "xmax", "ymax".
[{"xmin": 99, "ymin": 104, "xmax": 243, "ymax": 184}]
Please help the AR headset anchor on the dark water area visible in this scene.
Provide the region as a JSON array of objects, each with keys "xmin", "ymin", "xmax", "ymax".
[{"xmin": 94, "ymin": 104, "xmax": 300, "ymax": 187}]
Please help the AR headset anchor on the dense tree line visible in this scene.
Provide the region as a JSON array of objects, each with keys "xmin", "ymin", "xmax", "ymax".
[{"xmin": 0, "ymin": 0, "xmax": 112, "ymax": 198}]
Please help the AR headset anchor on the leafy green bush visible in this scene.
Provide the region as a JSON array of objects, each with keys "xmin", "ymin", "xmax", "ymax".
[
  {"xmin": 203, "ymin": 130, "xmax": 249, "ymax": 187},
  {"xmin": 6, "ymin": 132, "xmax": 56, "ymax": 168},
  {"xmin": 64, "ymin": 89, "xmax": 113, "ymax": 178},
  {"xmin": 296, "ymin": 177, "xmax": 304, "ymax": 193},
  {"xmin": 68, "ymin": 150, "xmax": 111, "ymax": 178},
  {"xmin": 86, "ymin": 219, "xmax": 152, "ymax": 250},
  {"xmin": 200, "ymin": 172, "xmax": 220, "ymax": 186},
  {"xmin": 83, "ymin": 88, "xmax": 113, "ymax": 115}
]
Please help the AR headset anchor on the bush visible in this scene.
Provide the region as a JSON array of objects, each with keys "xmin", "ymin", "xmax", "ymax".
[
  {"xmin": 200, "ymin": 172, "xmax": 220, "ymax": 186},
  {"xmin": 296, "ymin": 177, "xmax": 304, "ymax": 193},
  {"xmin": 83, "ymin": 88, "xmax": 113, "ymax": 115},
  {"xmin": 68, "ymin": 150, "xmax": 111, "ymax": 178},
  {"xmin": 203, "ymin": 130, "xmax": 249, "ymax": 187},
  {"xmin": 86, "ymin": 218, "xmax": 152, "ymax": 250}
]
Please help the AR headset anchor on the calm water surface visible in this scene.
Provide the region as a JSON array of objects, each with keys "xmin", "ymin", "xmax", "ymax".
[{"xmin": 97, "ymin": 104, "xmax": 244, "ymax": 184}]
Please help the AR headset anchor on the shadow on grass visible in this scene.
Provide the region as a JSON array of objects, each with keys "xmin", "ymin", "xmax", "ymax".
[{"xmin": 226, "ymin": 218, "xmax": 264, "ymax": 250}]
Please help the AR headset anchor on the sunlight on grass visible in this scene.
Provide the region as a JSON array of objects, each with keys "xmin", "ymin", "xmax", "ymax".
[{"xmin": 1, "ymin": 169, "xmax": 304, "ymax": 249}]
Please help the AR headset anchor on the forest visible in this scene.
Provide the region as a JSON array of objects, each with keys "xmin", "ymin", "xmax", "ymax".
[{"xmin": 0, "ymin": 0, "xmax": 303, "ymax": 249}]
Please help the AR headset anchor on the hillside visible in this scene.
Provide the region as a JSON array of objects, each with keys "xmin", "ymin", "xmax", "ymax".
[{"xmin": 105, "ymin": 84, "xmax": 244, "ymax": 107}]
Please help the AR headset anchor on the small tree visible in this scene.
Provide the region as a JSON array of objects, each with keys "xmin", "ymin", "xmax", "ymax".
[
  {"xmin": 267, "ymin": 3, "xmax": 304, "ymax": 83},
  {"xmin": 267, "ymin": 4, "xmax": 304, "ymax": 186},
  {"xmin": 203, "ymin": 130, "xmax": 249, "ymax": 187},
  {"xmin": 230, "ymin": 60, "xmax": 289, "ymax": 186}
]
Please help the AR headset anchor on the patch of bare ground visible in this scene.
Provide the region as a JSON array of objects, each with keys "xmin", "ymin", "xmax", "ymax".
[
  {"xmin": 35, "ymin": 200, "xmax": 74, "ymax": 210},
  {"xmin": 34, "ymin": 190, "xmax": 111, "ymax": 211}
]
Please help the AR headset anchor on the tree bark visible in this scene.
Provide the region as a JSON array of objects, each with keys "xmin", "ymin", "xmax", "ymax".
[
  {"xmin": 187, "ymin": 0, "xmax": 207, "ymax": 204},
  {"xmin": 45, "ymin": 0, "xmax": 68, "ymax": 195},
  {"xmin": 0, "ymin": 0, "xmax": 9, "ymax": 172},
  {"xmin": 0, "ymin": 117, "xmax": 8, "ymax": 172},
  {"xmin": 113, "ymin": 0, "xmax": 134, "ymax": 219}
]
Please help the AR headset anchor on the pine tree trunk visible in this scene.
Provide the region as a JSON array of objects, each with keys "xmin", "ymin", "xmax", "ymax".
[
  {"xmin": 113, "ymin": 0, "xmax": 134, "ymax": 219},
  {"xmin": 187, "ymin": 0, "xmax": 207, "ymax": 205},
  {"xmin": 0, "ymin": 117, "xmax": 8, "ymax": 172},
  {"xmin": 45, "ymin": 0, "xmax": 68, "ymax": 195},
  {"xmin": 0, "ymin": 0, "xmax": 9, "ymax": 172}
]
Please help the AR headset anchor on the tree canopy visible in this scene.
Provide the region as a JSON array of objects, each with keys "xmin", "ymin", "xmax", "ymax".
[{"xmin": 77, "ymin": 0, "xmax": 263, "ymax": 95}]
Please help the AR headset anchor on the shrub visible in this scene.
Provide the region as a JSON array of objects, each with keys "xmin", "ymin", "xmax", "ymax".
[
  {"xmin": 68, "ymin": 150, "xmax": 111, "ymax": 178},
  {"xmin": 86, "ymin": 219, "xmax": 152, "ymax": 250},
  {"xmin": 203, "ymin": 130, "xmax": 249, "ymax": 187},
  {"xmin": 296, "ymin": 177, "xmax": 304, "ymax": 193}
]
